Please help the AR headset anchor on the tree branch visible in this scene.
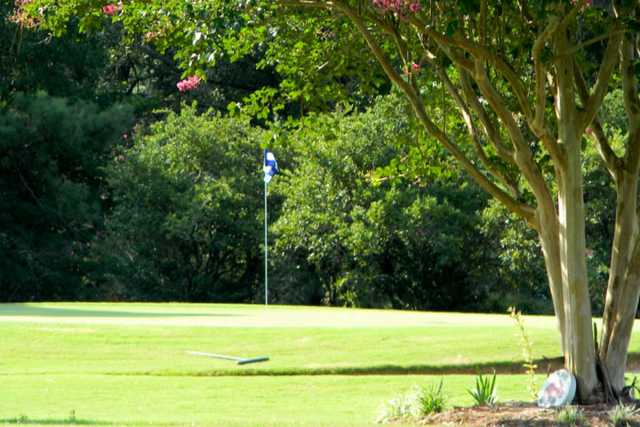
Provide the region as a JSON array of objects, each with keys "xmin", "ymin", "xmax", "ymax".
[
  {"xmin": 531, "ymin": 16, "xmax": 565, "ymax": 166},
  {"xmin": 406, "ymin": 14, "xmax": 533, "ymax": 122},
  {"xmin": 331, "ymin": 2, "xmax": 416, "ymax": 99},
  {"xmin": 437, "ymin": 66, "xmax": 520, "ymax": 198},
  {"xmin": 620, "ymin": 35, "xmax": 640, "ymax": 172},
  {"xmin": 333, "ymin": 2, "xmax": 535, "ymax": 225},
  {"xmin": 472, "ymin": 60, "xmax": 554, "ymax": 211},
  {"xmin": 574, "ymin": 62, "xmax": 621, "ymax": 179},
  {"xmin": 411, "ymin": 95, "xmax": 536, "ymax": 225},
  {"xmin": 457, "ymin": 67, "xmax": 515, "ymax": 165},
  {"xmin": 578, "ymin": 25, "xmax": 622, "ymax": 135}
]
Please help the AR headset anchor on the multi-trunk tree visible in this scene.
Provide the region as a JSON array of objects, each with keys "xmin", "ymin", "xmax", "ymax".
[{"xmin": 18, "ymin": 0, "xmax": 640, "ymax": 401}]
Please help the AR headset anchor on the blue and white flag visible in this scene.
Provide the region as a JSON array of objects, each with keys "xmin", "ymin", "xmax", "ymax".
[{"xmin": 263, "ymin": 149, "xmax": 278, "ymax": 183}]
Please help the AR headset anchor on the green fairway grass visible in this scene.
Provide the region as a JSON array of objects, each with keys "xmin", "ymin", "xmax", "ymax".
[
  {"xmin": 0, "ymin": 374, "xmax": 539, "ymax": 427},
  {"xmin": 0, "ymin": 303, "xmax": 568, "ymax": 376},
  {"xmin": 1, "ymin": 303, "xmax": 639, "ymax": 426}
]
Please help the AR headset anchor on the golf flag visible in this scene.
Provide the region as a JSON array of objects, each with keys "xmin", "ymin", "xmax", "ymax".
[{"xmin": 263, "ymin": 149, "xmax": 278, "ymax": 183}]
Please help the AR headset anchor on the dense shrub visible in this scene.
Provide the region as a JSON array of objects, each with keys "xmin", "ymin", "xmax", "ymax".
[
  {"xmin": 270, "ymin": 96, "xmax": 493, "ymax": 309},
  {"xmin": 0, "ymin": 93, "xmax": 132, "ymax": 300},
  {"xmin": 90, "ymin": 106, "xmax": 268, "ymax": 301}
]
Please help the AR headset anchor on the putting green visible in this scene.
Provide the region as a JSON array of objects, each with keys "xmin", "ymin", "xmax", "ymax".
[
  {"xmin": 0, "ymin": 302, "xmax": 559, "ymax": 328},
  {"xmin": 0, "ymin": 303, "xmax": 568, "ymax": 377}
]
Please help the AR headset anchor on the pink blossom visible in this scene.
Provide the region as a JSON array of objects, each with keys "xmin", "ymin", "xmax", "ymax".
[
  {"xmin": 411, "ymin": 62, "xmax": 421, "ymax": 72},
  {"xmin": 373, "ymin": 0, "xmax": 421, "ymax": 14},
  {"xmin": 102, "ymin": 3, "xmax": 121, "ymax": 15},
  {"xmin": 176, "ymin": 75, "xmax": 201, "ymax": 92}
]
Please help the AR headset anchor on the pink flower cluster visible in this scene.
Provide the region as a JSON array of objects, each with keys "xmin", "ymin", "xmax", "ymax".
[
  {"xmin": 177, "ymin": 75, "xmax": 201, "ymax": 92},
  {"xmin": 102, "ymin": 3, "xmax": 121, "ymax": 15},
  {"xmin": 403, "ymin": 62, "xmax": 421, "ymax": 75},
  {"xmin": 372, "ymin": 0, "xmax": 421, "ymax": 13}
]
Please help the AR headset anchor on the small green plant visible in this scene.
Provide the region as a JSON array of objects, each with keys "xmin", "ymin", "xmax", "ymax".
[
  {"xmin": 608, "ymin": 402, "xmax": 639, "ymax": 427},
  {"xmin": 509, "ymin": 306, "xmax": 538, "ymax": 399},
  {"xmin": 376, "ymin": 380, "xmax": 446, "ymax": 423},
  {"xmin": 468, "ymin": 371, "xmax": 497, "ymax": 406},
  {"xmin": 419, "ymin": 379, "xmax": 447, "ymax": 415},
  {"xmin": 556, "ymin": 406, "xmax": 584, "ymax": 426}
]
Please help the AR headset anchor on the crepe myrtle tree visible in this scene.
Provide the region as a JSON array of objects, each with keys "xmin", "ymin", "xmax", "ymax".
[{"xmin": 17, "ymin": 0, "xmax": 640, "ymax": 400}]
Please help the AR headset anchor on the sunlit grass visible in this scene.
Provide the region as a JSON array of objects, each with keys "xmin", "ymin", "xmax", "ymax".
[
  {"xmin": 0, "ymin": 374, "xmax": 540, "ymax": 426},
  {"xmin": 1, "ymin": 303, "xmax": 639, "ymax": 426}
]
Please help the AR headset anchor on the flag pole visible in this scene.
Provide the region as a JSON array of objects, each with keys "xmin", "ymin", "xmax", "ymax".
[{"xmin": 264, "ymin": 179, "xmax": 268, "ymax": 306}]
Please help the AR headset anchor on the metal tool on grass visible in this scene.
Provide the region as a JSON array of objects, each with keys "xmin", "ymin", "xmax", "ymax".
[{"xmin": 187, "ymin": 351, "xmax": 269, "ymax": 365}]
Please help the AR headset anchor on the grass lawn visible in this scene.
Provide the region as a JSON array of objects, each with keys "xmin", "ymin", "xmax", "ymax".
[
  {"xmin": 1, "ymin": 303, "xmax": 638, "ymax": 426},
  {"xmin": 0, "ymin": 374, "xmax": 539, "ymax": 427}
]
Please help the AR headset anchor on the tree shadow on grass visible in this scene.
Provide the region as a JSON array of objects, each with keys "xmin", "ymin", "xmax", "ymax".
[{"xmin": 0, "ymin": 304, "xmax": 241, "ymax": 318}]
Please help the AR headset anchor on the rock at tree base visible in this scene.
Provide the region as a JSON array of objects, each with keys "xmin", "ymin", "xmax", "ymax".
[{"xmin": 537, "ymin": 369, "xmax": 576, "ymax": 408}]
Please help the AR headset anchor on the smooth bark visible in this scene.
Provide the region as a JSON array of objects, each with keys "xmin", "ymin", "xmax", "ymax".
[
  {"xmin": 555, "ymin": 31, "xmax": 598, "ymax": 399},
  {"xmin": 536, "ymin": 208, "xmax": 566, "ymax": 355}
]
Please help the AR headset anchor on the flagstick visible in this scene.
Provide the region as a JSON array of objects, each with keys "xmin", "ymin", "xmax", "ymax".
[{"xmin": 264, "ymin": 179, "xmax": 268, "ymax": 306}]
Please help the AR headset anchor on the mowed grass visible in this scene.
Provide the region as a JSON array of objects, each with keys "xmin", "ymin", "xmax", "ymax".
[
  {"xmin": 1, "ymin": 303, "xmax": 639, "ymax": 426},
  {"xmin": 0, "ymin": 374, "xmax": 540, "ymax": 427},
  {"xmin": 0, "ymin": 303, "xmax": 567, "ymax": 376}
]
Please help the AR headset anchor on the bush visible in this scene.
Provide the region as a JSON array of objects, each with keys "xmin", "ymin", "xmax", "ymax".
[
  {"xmin": 272, "ymin": 95, "xmax": 492, "ymax": 309},
  {"xmin": 376, "ymin": 381, "xmax": 446, "ymax": 424},
  {"xmin": 90, "ymin": 106, "xmax": 269, "ymax": 301},
  {"xmin": 0, "ymin": 93, "xmax": 132, "ymax": 301}
]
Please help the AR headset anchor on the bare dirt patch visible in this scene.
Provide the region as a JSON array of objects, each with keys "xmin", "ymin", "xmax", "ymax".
[{"xmin": 421, "ymin": 402, "xmax": 640, "ymax": 426}]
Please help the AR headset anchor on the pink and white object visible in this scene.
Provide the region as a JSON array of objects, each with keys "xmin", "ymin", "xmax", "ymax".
[{"xmin": 177, "ymin": 75, "xmax": 201, "ymax": 92}]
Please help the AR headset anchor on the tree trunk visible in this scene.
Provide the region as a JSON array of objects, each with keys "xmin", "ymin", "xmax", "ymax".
[
  {"xmin": 600, "ymin": 34, "xmax": 640, "ymax": 389},
  {"xmin": 537, "ymin": 208, "xmax": 566, "ymax": 355},
  {"xmin": 555, "ymin": 36, "xmax": 598, "ymax": 399},
  {"xmin": 604, "ymin": 240, "xmax": 640, "ymax": 389},
  {"xmin": 557, "ymin": 152, "xmax": 598, "ymax": 400},
  {"xmin": 601, "ymin": 171, "xmax": 640, "ymax": 391}
]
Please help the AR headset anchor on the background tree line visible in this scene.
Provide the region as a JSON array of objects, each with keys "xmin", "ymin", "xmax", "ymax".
[{"xmin": 0, "ymin": 2, "xmax": 619, "ymax": 314}]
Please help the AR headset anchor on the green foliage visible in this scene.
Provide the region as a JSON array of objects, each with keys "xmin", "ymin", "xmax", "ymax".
[
  {"xmin": 376, "ymin": 381, "xmax": 446, "ymax": 423},
  {"xmin": 608, "ymin": 403, "xmax": 639, "ymax": 427},
  {"xmin": 5, "ymin": 0, "xmax": 630, "ymax": 313},
  {"xmin": 480, "ymin": 202, "xmax": 551, "ymax": 313},
  {"xmin": 417, "ymin": 380, "xmax": 447, "ymax": 416},
  {"xmin": 91, "ymin": 106, "xmax": 267, "ymax": 301},
  {"xmin": 271, "ymin": 94, "xmax": 492, "ymax": 308},
  {"xmin": 0, "ymin": 93, "xmax": 132, "ymax": 300},
  {"xmin": 467, "ymin": 372, "xmax": 497, "ymax": 406},
  {"xmin": 0, "ymin": 3, "xmax": 109, "ymax": 101},
  {"xmin": 556, "ymin": 406, "xmax": 585, "ymax": 426}
]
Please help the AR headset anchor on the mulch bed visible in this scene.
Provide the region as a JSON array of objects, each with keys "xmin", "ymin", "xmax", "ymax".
[{"xmin": 420, "ymin": 401, "xmax": 640, "ymax": 426}]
